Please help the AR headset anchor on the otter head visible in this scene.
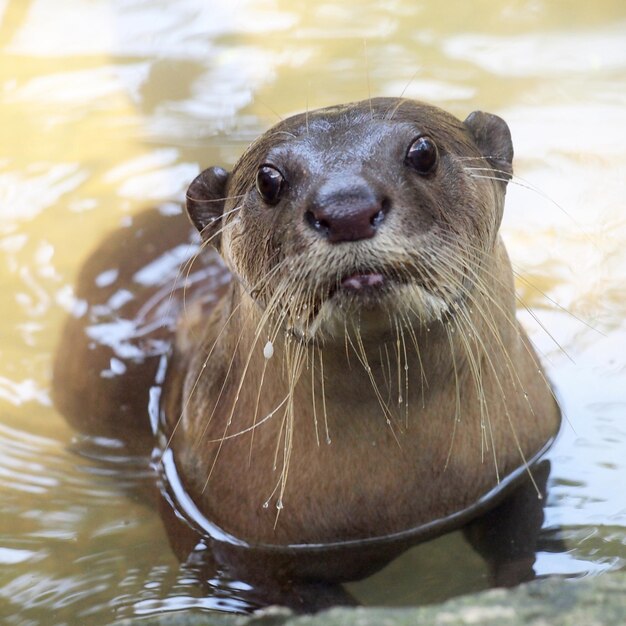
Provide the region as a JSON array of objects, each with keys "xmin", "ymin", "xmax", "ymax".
[{"xmin": 186, "ymin": 98, "xmax": 513, "ymax": 342}]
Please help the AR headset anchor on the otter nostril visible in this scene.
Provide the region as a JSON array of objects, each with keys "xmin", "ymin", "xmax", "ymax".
[
  {"xmin": 370, "ymin": 197, "xmax": 390, "ymax": 229},
  {"xmin": 370, "ymin": 210, "xmax": 384, "ymax": 228},
  {"xmin": 305, "ymin": 210, "xmax": 330, "ymax": 236},
  {"xmin": 318, "ymin": 218, "xmax": 330, "ymax": 232}
]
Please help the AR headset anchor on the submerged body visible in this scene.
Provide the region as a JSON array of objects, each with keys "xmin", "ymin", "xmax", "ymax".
[{"xmin": 55, "ymin": 98, "xmax": 560, "ymax": 559}]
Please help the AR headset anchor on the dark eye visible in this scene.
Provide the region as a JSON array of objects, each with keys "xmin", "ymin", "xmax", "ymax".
[
  {"xmin": 256, "ymin": 165, "xmax": 285, "ymax": 205},
  {"xmin": 405, "ymin": 136, "xmax": 438, "ymax": 174}
]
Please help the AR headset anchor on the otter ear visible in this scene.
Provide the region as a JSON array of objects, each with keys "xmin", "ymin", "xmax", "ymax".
[
  {"xmin": 464, "ymin": 111, "xmax": 514, "ymax": 179},
  {"xmin": 186, "ymin": 166, "xmax": 230, "ymax": 247}
]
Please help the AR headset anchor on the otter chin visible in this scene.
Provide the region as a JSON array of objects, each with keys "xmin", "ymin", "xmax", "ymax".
[{"xmin": 54, "ymin": 97, "xmax": 560, "ymax": 557}]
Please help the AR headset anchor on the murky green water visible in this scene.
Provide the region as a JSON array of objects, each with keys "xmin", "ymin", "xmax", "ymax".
[{"xmin": 1, "ymin": 0, "xmax": 625, "ymax": 623}]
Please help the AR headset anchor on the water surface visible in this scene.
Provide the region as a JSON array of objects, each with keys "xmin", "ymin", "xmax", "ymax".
[{"xmin": 1, "ymin": 0, "xmax": 625, "ymax": 623}]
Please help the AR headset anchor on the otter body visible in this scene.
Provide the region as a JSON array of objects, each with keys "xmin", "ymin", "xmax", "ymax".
[{"xmin": 55, "ymin": 98, "xmax": 560, "ymax": 554}]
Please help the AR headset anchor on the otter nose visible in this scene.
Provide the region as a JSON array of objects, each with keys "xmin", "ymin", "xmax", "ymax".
[{"xmin": 305, "ymin": 183, "xmax": 387, "ymax": 244}]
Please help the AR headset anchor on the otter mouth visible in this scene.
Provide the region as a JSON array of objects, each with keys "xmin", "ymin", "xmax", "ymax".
[
  {"xmin": 293, "ymin": 270, "xmax": 396, "ymax": 339},
  {"xmin": 338, "ymin": 271, "xmax": 387, "ymax": 293},
  {"xmin": 290, "ymin": 265, "xmax": 450, "ymax": 340},
  {"xmin": 327, "ymin": 270, "xmax": 397, "ymax": 306},
  {"xmin": 296, "ymin": 270, "xmax": 395, "ymax": 328}
]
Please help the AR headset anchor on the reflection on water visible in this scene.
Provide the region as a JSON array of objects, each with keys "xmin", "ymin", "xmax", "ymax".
[{"xmin": 0, "ymin": 0, "xmax": 625, "ymax": 622}]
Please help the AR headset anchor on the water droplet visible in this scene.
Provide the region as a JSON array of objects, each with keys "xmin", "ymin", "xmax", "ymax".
[
  {"xmin": 263, "ymin": 340, "xmax": 274, "ymax": 359},
  {"xmin": 404, "ymin": 364, "xmax": 409, "ymax": 371},
  {"xmin": 398, "ymin": 395, "xmax": 403, "ymax": 404},
  {"xmin": 326, "ymin": 436, "xmax": 332, "ymax": 445},
  {"xmin": 276, "ymin": 499, "xmax": 284, "ymax": 510},
  {"xmin": 262, "ymin": 501, "xmax": 269, "ymax": 509},
  {"xmin": 386, "ymin": 418, "xmax": 391, "ymax": 425}
]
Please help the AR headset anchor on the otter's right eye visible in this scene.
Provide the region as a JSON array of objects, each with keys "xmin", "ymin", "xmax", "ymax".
[{"xmin": 256, "ymin": 165, "xmax": 285, "ymax": 205}]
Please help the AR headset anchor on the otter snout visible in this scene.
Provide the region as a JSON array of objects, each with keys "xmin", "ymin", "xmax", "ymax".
[{"xmin": 304, "ymin": 179, "xmax": 388, "ymax": 243}]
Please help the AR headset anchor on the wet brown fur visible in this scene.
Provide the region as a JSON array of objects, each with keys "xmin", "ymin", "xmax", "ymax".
[{"xmin": 159, "ymin": 98, "xmax": 560, "ymax": 545}]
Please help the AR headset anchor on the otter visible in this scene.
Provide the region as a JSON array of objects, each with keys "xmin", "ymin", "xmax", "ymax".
[{"xmin": 54, "ymin": 97, "xmax": 560, "ymax": 579}]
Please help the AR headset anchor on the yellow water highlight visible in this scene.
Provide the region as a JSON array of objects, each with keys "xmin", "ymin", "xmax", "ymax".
[{"xmin": 0, "ymin": 0, "xmax": 625, "ymax": 621}]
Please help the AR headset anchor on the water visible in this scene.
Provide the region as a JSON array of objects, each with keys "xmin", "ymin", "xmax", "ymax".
[{"xmin": 1, "ymin": 0, "xmax": 625, "ymax": 622}]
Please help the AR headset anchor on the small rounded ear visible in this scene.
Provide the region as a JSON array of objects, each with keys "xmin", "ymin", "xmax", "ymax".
[
  {"xmin": 186, "ymin": 166, "xmax": 230, "ymax": 247},
  {"xmin": 464, "ymin": 111, "xmax": 514, "ymax": 180}
]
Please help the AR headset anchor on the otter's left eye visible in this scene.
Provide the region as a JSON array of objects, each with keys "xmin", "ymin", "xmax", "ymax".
[
  {"xmin": 256, "ymin": 165, "xmax": 285, "ymax": 205},
  {"xmin": 405, "ymin": 136, "xmax": 439, "ymax": 174}
]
